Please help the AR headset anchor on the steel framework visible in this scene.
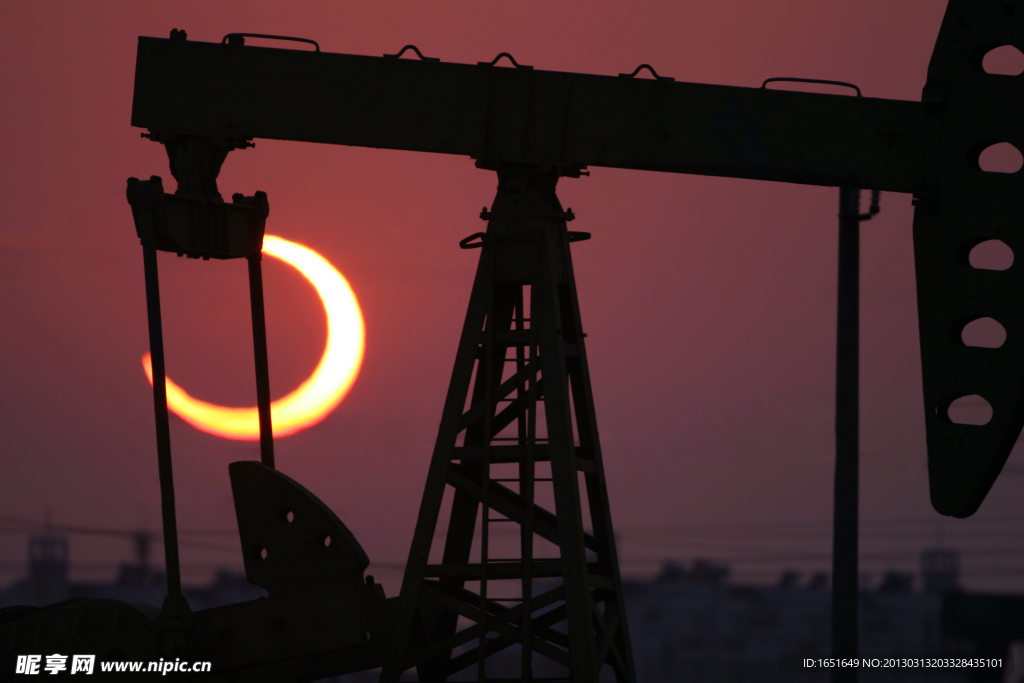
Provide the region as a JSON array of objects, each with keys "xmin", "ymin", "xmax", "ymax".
[
  {"xmin": 2, "ymin": 1, "xmax": 1023, "ymax": 681},
  {"xmin": 383, "ymin": 163, "xmax": 632, "ymax": 682}
]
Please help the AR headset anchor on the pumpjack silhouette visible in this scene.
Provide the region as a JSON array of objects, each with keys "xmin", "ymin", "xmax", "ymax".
[{"xmin": 3, "ymin": 2, "xmax": 1024, "ymax": 680}]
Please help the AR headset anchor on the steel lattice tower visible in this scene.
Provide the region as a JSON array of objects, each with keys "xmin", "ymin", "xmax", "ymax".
[{"xmin": 382, "ymin": 163, "xmax": 635, "ymax": 683}]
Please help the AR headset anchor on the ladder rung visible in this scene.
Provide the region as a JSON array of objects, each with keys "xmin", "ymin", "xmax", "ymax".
[
  {"xmin": 490, "ymin": 329, "xmax": 535, "ymax": 346},
  {"xmin": 453, "ymin": 444, "xmax": 552, "ymax": 463},
  {"xmin": 423, "ymin": 560, "xmax": 596, "ymax": 580},
  {"xmin": 490, "ymin": 437, "xmax": 549, "ymax": 442}
]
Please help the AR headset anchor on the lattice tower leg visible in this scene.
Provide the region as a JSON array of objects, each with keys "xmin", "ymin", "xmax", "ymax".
[{"xmin": 381, "ymin": 164, "xmax": 635, "ymax": 683}]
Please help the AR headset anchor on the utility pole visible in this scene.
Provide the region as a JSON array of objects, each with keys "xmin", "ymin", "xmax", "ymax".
[{"xmin": 831, "ymin": 187, "xmax": 878, "ymax": 682}]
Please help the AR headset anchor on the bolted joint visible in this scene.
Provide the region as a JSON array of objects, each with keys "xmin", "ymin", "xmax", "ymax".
[{"xmin": 163, "ymin": 138, "xmax": 232, "ymax": 202}]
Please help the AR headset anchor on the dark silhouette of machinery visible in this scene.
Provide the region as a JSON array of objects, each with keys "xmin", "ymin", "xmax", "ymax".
[{"xmin": 2, "ymin": 1, "xmax": 1023, "ymax": 680}]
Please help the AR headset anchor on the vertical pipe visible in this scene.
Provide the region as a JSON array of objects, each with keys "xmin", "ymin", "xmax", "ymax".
[
  {"xmin": 141, "ymin": 244, "xmax": 182, "ymax": 599},
  {"xmin": 517, "ymin": 286, "xmax": 535, "ymax": 683},
  {"xmin": 248, "ymin": 253, "xmax": 275, "ymax": 469},
  {"xmin": 831, "ymin": 187, "xmax": 860, "ymax": 682}
]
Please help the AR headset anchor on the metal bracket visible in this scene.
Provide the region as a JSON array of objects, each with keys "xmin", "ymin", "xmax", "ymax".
[
  {"xmin": 478, "ymin": 52, "xmax": 532, "ymax": 69},
  {"xmin": 619, "ymin": 64, "xmax": 674, "ymax": 82},
  {"xmin": 858, "ymin": 189, "xmax": 881, "ymax": 221},
  {"xmin": 479, "ymin": 207, "xmax": 575, "ymax": 221},
  {"xmin": 385, "ymin": 45, "xmax": 439, "ymax": 62},
  {"xmin": 459, "ymin": 232, "xmax": 486, "ymax": 249}
]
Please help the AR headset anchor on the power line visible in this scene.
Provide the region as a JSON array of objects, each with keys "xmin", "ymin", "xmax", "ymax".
[
  {"xmin": 3, "ymin": 512, "xmax": 1024, "ymax": 541},
  {"xmin": 0, "ymin": 515, "xmax": 236, "ymax": 539}
]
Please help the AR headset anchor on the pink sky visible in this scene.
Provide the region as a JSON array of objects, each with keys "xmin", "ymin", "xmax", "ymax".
[{"xmin": 3, "ymin": 0, "xmax": 1023, "ymax": 595}]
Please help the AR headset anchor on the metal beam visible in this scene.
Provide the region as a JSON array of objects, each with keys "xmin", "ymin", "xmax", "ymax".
[{"xmin": 132, "ymin": 36, "xmax": 936, "ymax": 193}]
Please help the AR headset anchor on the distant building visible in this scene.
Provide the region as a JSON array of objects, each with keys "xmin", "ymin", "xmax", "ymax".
[
  {"xmin": 623, "ymin": 556, "xmax": 975, "ymax": 683},
  {"xmin": 2, "ymin": 539, "xmax": 1007, "ymax": 683},
  {"xmin": 329, "ymin": 554, "xmax": 984, "ymax": 683},
  {"xmin": 921, "ymin": 549, "xmax": 960, "ymax": 595},
  {"xmin": 0, "ymin": 533, "xmax": 265, "ymax": 614}
]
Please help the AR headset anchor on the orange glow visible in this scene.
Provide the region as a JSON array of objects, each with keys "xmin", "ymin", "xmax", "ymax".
[{"xmin": 142, "ymin": 235, "xmax": 364, "ymax": 440}]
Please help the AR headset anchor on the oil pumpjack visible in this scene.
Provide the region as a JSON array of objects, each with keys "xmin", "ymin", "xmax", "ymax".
[{"xmin": 3, "ymin": 1, "xmax": 1024, "ymax": 680}]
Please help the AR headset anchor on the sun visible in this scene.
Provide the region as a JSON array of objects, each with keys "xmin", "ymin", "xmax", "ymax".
[{"xmin": 142, "ymin": 235, "xmax": 364, "ymax": 440}]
